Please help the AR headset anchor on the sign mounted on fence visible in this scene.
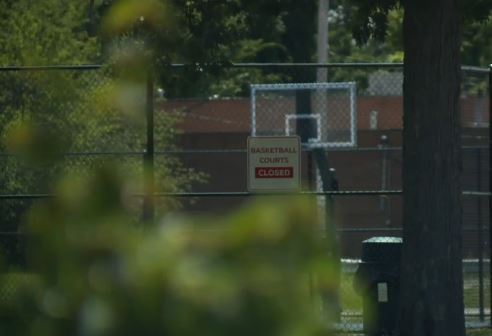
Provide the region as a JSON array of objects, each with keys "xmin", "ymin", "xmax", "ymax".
[{"xmin": 247, "ymin": 136, "xmax": 301, "ymax": 192}]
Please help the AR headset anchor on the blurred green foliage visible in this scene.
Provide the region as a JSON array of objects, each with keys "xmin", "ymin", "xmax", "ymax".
[
  {"xmin": 0, "ymin": 0, "xmax": 206, "ymax": 232},
  {"xmin": 0, "ymin": 68, "xmax": 204, "ymax": 228},
  {"xmin": 0, "ymin": 164, "xmax": 337, "ymax": 335},
  {"xmin": 0, "ymin": 4, "xmax": 341, "ymax": 334}
]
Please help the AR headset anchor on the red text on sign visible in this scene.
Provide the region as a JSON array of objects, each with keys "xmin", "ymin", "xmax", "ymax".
[{"xmin": 255, "ymin": 167, "xmax": 293, "ymax": 179}]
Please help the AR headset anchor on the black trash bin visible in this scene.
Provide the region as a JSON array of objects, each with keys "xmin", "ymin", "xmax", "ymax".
[{"xmin": 353, "ymin": 237, "xmax": 402, "ymax": 336}]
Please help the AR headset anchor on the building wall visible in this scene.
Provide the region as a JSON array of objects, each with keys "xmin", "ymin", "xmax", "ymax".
[{"xmin": 158, "ymin": 97, "xmax": 489, "ymax": 258}]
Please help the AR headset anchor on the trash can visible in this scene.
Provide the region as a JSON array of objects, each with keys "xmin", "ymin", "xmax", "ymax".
[{"xmin": 353, "ymin": 237, "xmax": 402, "ymax": 336}]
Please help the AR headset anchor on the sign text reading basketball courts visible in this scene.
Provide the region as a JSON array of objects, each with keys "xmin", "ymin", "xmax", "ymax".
[
  {"xmin": 250, "ymin": 147, "xmax": 297, "ymax": 154},
  {"xmin": 251, "ymin": 147, "xmax": 297, "ymax": 165}
]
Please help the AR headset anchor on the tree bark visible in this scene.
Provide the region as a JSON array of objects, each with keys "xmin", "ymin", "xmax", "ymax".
[{"xmin": 399, "ymin": 0, "xmax": 464, "ymax": 335}]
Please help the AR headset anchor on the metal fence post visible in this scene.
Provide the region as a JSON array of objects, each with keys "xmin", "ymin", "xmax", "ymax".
[
  {"xmin": 488, "ymin": 64, "xmax": 492, "ymax": 326},
  {"xmin": 477, "ymin": 148, "xmax": 484, "ymax": 321},
  {"xmin": 142, "ymin": 70, "xmax": 155, "ymax": 223}
]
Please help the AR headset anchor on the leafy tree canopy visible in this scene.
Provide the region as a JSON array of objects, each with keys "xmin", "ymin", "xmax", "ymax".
[
  {"xmin": 0, "ymin": 0, "xmax": 99, "ymax": 65},
  {"xmin": 346, "ymin": 0, "xmax": 491, "ymax": 66}
]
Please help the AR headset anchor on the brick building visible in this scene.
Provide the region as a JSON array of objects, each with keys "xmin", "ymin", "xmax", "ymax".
[{"xmin": 157, "ymin": 95, "xmax": 489, "ymax": 258}]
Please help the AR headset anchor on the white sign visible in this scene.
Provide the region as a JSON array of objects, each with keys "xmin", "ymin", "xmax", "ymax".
[
  {"xmin": 377, "ymin": 282, "xmax": 388, "ymax": 302},
  {"xmin": 247, "ymin": 136, "xmax": 301, "ymax": 192}
]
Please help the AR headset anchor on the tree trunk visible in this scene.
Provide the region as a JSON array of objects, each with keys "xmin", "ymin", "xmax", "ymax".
[{"xmin": 399, "ymin": 0, "xmax": 464, "ymax": 335}]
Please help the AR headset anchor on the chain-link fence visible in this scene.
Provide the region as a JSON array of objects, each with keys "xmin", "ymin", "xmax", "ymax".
[{"xmin": 0, "ymin": 63, "xmax": 490, "ymax": 333}]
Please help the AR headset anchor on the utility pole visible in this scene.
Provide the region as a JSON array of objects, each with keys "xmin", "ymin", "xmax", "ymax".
[
  {"xmin": 315, "ymin": 0, "xmax": 340, "ymax": 321},
  {"xmin": 142, "ymin": 70, "xmax": 155, "ymax": 224},
  {"xmin": 316, "ymin": 0, "xmax": 329, "ymax": 82}
]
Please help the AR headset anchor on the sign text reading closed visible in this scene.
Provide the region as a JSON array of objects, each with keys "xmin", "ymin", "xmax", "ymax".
[
  {"xmin": 247, "ymin": 136, "xmax": 300, "ymax": 191},
  {"xmin": 255, "ymin": 167, "xmax": 293, "ymax": 178}
]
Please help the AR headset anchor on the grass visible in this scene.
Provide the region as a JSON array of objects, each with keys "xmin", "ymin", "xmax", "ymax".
[
  {"xmin": 339, "ymin": 273, "xmax": 363, "ymax": 312},
  {"xmin": 467, "ymin": 329, "xmax": 492, "ymax": 335},
  {"xmin": 2, "ymin": 271, "xmax": 487, "ymax": 312},
  {"xmin": 0, "ymin": 272, "xmax": 39, "ymax": 307},
  {"xmin": 1, "ymin": 271, "xmax": 490, "ymax": 332},
  {"xmin": 339, "ymin": 272, "xmax": 490, "ymax": 312},
  {"xmin": 463, "ymin": 273, "xmax": 490, "ymax": 310}
]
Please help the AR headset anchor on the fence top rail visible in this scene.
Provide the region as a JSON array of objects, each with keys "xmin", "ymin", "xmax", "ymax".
[
  {"xmin": 461, "ymin": 65, "xmax": 491, "ymax": 74},
  {"xmin": 169, "ymin": 63, "xmax": 489, "ymax": 72},
  {"xmin": 0, "ymin": 191, "xmax": 402, "ymax": 200},
  {"xmin": 168, "ymin": 62, "xmax": 405, "ymax": 69},
  {"xmin": 0, "ymin": 63, "xmax": 488, "ymax": 72},
  {"xmin": 0, "ymin": 64, "xmax": 103, "ymax": 72},
  {"xmin": 0, "ymin": 146, "xmax": 489, "ymax": 157},
  {"xmin": 0, "ymin": 190, "xmax": 490, "ymax": 200}
]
